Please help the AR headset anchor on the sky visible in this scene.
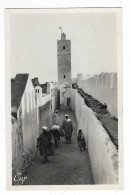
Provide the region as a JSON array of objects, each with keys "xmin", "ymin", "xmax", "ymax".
[{"xmin": 10, "ymin": 10, "xmax": 118, "ymax": 83}]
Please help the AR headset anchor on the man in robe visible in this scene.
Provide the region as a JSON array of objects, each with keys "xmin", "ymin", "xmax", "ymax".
[
  {"xmin": 60, "ymin": 114, "xmax": 73, "ymax": 144},
  {"xmin": 52, "ymin": 110, "xmax": 59, "ymax": 125},
  {"xmin": 37, "ymin": 126, "xmax": 52, "ymax": 163}
]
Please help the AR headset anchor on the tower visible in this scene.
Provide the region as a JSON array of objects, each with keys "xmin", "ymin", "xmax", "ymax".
[{"xmin": 57, "ymin": 32, "xmax": 71, "ymax": 85}]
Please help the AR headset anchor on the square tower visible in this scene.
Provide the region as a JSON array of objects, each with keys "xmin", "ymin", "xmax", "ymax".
[{"xmin": 57, "ymin": 32, "xmax": 71, "ymax": 85}]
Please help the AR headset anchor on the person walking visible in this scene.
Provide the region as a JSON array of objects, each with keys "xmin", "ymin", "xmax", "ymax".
[
  {"xmin": 77, "ymin": 129, "xmax": 86, "ymax": 151},
  {"xmin": 51, "ymin": 125, "xmax": 60, "ymax": 148},
  {"xmin": 60, "ymin": 114, "xmax": 73, "ymax": 144},
  {"xmin": 52, "ymin": 110, "xmax": 59, "ymax": 125},
  {"xmin": 68, "ymin": 118, "xmax": 73, "ymax": 138},
  {"xmin": 37, "ymin": 126, "xmax": 52, "ymax": 163}
]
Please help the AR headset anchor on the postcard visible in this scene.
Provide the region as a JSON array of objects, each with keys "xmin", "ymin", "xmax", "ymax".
[{"xmin": 5, "ymin": 8, "xmax": 123, "ymax": 190}]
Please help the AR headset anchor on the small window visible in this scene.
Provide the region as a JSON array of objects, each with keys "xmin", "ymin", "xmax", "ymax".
[
  {"xmin": 63, "ymin": 46, "xmax": 65, "ymax": 49},
  {"xmin": 38, "ymin": 89, "xmax": 39, "ymax": 93},
  {"xmin": 64, "ymin": 75, "xmax": 66, "ymax": 78}
]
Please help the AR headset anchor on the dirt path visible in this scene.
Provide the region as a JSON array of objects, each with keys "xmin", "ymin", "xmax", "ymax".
[{"xmin": 24, "ymin": 109, "xmax": 94, "ymax": 185}]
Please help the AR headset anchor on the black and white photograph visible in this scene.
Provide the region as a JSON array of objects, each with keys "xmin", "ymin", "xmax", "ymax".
[{"xmin": 5, "ymin": 8, "xmax": 122, "ymax": 190}]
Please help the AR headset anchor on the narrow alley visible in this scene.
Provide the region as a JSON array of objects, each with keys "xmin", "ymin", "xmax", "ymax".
[
  {"xmin": 24, "ymin": 109, "xmax": 94, "ymax": 185},
  {"xmin": 10, "ymin": 14, "xmax": 119, "ymax": 187}
]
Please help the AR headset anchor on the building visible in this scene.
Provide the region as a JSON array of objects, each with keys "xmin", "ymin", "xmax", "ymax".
[
  {"xmin": 11, "ymin": 74, "xmax": 39, "ymax": 182},
  {"xmin": 57, "ymin": 31, "xmax": 72, "ymax": 109},
  {"xmin": 11, "ymin": 74, "xmax": 59, "ymax": 182},
  {"xmin": 57, "ymin": 32, "xmax": 71, "ymax": 85}
]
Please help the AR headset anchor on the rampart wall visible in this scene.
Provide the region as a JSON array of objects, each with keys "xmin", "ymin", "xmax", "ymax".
[
  {"xmin": 71, "ymin": 89, "xmax": 118, "ymax": 184},
  {"xmin": 77, "ymin": 73, "xmax": 117, "ymax": 118}
]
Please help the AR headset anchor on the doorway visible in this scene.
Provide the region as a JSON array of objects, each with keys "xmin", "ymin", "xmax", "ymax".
[{"xmin": 67, "ymin": 98, "xmax": 71, "ymax": 108}]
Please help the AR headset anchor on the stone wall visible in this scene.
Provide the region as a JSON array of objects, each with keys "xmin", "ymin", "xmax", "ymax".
[
  {"xmin": 72, "ymin": 90, "xmax": 118, "ymax": 184},
  {"xmin": 12, "ymin": 108, "xmax": 23, "ymax": 185},
  {"xmin": 77, "ymin": 72, "xmax": 117, "ymax": 118}
]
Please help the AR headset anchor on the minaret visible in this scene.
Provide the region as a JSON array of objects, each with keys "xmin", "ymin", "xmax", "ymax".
[{"xmin": 57, "ymin": 30, "xmax": 71, "ymax": 85}]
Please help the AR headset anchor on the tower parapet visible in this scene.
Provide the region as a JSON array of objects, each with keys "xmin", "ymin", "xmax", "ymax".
[{"xmin": 61, "ymin": 32, "xmax": 66, "ymax": 40}]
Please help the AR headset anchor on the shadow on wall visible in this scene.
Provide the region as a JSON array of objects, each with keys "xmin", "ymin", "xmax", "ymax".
[{"xmin": 39, "ymin": 101, "xmax": 52, "ymax": 133}]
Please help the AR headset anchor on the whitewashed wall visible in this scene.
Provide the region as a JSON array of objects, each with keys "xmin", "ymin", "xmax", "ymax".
[
  {"xmin": 12, "ymin": 76, "xmax": 56, "ymax": 178},
  {"xmin": 51, "ymin": 88, "xmax": 59, "ymax": 114},
  {"xmin": 74, "ymin": 92, "xmax": 118, "ymax": 184},
  {"xmin": 12, "ymin": 115, "xmax": 23, "ymax": 184},
  {"xmin": 70, "ymin": 88, "xmax": 77, "ymax": 111},
  {"xmin": 22, "ymin": 81, "xmax": 53, "ymax": 158},
  {"xmin": 77, "ymin": 72, "xmax": 117, "ymax": 118},
  {"xmin": 51, "ymin": 95, "xmax": 56, "ymax": 114},
  {"xmin": 59, "ymin": 85, "xmax": 71, "ymax": 109}
]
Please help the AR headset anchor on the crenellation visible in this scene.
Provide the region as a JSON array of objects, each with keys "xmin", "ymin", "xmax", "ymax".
[
  {"xmin": 103, "ymin": 73, "xmax": 108, "ymax": 87},
  {"xmin": 110, "ymin": 73, "xmax": 114, "ymax": 88},
  {"xmin": 77, "ymin": 72, "xmax": 118, "ymax": 118},
  {"xmin": 106, "ymin": 73, "xmax": 110, "ymax": 88},
  {"xmin": 113, "ymin": 72, "xmax": 117, "ymax": 89}
]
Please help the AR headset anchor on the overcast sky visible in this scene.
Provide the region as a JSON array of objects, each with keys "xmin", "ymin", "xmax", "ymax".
[{"xmin": 10, "ymin": 10, "xmax": 117, "ymax": 83}]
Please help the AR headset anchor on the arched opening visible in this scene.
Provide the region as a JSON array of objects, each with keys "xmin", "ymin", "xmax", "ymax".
[
  {"xmin": 63, "ymin": 46, "xmax": 65, "ymax": 49},
  {"xmin": 64, "ymin": 75, "xmax": 66, "ymax": 78}
]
